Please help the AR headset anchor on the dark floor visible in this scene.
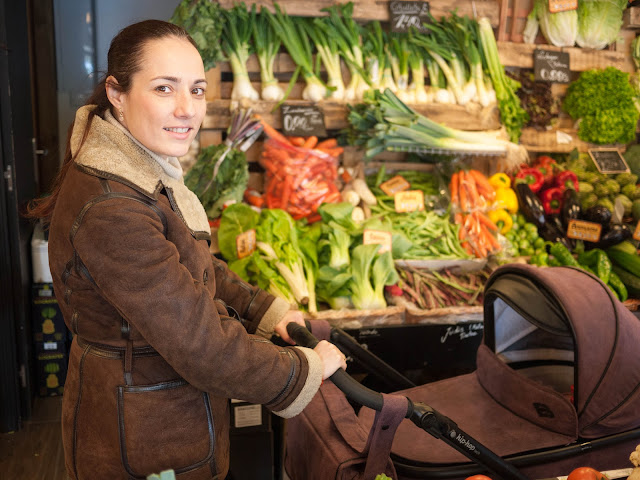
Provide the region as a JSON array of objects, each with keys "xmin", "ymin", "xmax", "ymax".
[{"xmin": 0, "ymin": 396, "xmax": 68, "ymax": 480}]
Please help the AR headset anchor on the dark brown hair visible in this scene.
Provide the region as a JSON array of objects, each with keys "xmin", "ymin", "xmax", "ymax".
[{"xmin": 25, "ymin": 20, "xmax": 197, "ymax": 223}]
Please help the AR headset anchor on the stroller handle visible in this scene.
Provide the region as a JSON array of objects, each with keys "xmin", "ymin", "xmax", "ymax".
[{"xmin": 286, "ymin": 323, "xmax": 531, "ymax": 480}]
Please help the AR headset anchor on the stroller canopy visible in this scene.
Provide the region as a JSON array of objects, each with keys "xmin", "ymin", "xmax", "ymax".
[{"xmin": 359, "ymin": 263, "xmax": 640, "ymax": 464}]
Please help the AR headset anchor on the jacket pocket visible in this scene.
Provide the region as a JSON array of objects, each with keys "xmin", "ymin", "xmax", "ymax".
[{"xmin": 117, "ymin": 379, "xmax": 215, "ymax": 478}]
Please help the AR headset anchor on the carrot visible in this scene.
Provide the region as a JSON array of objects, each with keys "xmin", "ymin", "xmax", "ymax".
[
  {"xmin": 463, "ymin": 172, "xmax": 481, "ymax": 210},
  {"xmin": 458, "ymin": 171, "xmax": 469, "ymax": 212},
  {"xmin": 255, "ymin": 114, "xmax": 291, "ymax": 145},
  {"xmin": 480, "ymin": 224, "xmax": 501, "ymax": 250},
  {"xmin": 281, "ymin": 176, "xmax": 293, "ymax": 209},
  {"xmin": 449, "ymin": 172, "xmax": 460, "ymax": 207},
  {"xmin": 288, "ymin": 136, "xmax": 306, "ymax": 147},
  {"xmin": 302, "ymin": 135, "xmax": 318, "ymax": 149},
  {"xmin": 315, "ymin": 138, "xmax": 338, "ymax": 150},
  {"xmin": 318, "ymin": 147, "xmax": 344, "ymax": 158},
  {"xmin": 468, "ymin": 169, "xmax": 496, "ymax": 201},
  {"xmin": 473, "ymin": 211, "xmax": 499, "ymax": 232}
]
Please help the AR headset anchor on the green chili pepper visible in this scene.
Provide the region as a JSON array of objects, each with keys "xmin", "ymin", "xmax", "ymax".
[
  {"xmin": 608, "ymin": 271, "xmax": 628, "ymax": 302},
  {"xmin": 577, "ymin": 249, "xmax": 599, "ymax": 267},
  {"xmin": 549, "ymin": 242, "xmax": 580, "ymax": 267}
]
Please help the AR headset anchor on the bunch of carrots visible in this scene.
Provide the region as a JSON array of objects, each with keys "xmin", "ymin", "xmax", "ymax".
[
  {"xmin": 255, "ymin": 115, "xmax": 344, "ymax": 221},
  {"xmin": 450, "ymin": 169, "xmax": 500, "ymax": 258}
]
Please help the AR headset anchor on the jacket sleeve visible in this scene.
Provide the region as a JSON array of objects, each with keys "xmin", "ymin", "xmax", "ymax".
[
  {"xmin": 210, "ymin": 255, "xmax": 291, "ymax": 339},
  {"xmin": 71, "ymin": 197, "xmax": 322, "ymax": 417}
]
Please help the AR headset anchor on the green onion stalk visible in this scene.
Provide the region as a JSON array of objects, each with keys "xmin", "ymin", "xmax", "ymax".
[
  {"xmin": 266, "ymin": 4, "xmax": 327, "ymax": 102},
  {"xmin": 321, "ymin": 3, "xmax": 370, "ymax": 102},
  {"xmin": 344, "ymin": 88, "xmax": 529, "ymax": 169},
  {"xmin": 389, "ymin": 33, "xmax": 413, "ymax": 103},
  {"xmin": 407, "ymin": 36, "xmax": 430, "ymax": 104},
  {"xmin": 632, "ymin": 36, "xmax": 640, "ymax": 113},
  {"xmin": 425, "ymin": 56, "xmax": 453, "ymax": 104},
  {"xmin": 477, "ymin": 17, "xmax": 529, "ymax": 143},
  {"xmin": 222, "ymin": 4, "xmax": 260, "ymax": 106},
  {"xmin": 304, "ymin": 17, "xmax": 345, "ymax": 101},
  {"xmin": 363, "ymin": 21, "xmax": 398, "ymax": 94},
  {"xmin": 412, "ymin": 33, "xmax": 466, "ymax": 105},
  {"xmin": 251, "ymin": 6, "xmax": 285, "ymax": 102}
]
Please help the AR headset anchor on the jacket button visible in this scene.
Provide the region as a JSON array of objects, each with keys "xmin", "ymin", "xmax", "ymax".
[{"xmin": 203, "ymin": 270, "xmax": 209, "ymax": 284}]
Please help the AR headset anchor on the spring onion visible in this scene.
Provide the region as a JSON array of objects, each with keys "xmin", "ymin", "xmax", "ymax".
[
  {"xmin": 363, "ymin": 21, "xmax": 397, "ymax": 94},
  {"xmin": 407, "ymin": 35, "xmax": 430, "ymax": 104},
  {"xmin": 266, "ymin": 4, "xmax": 327, "ymax": 102},
  {"xmin": 304, "ymin": 17, "xmax": 345, "ymax": 101},
  {"xmin": 222, "ymin": 3, "xmax": 260, "ymax": 106},
  {"xmin": 252, "ymin": 6, "xmax": 285, "ymax": 102},
  {"xmin": 389, "ymin": 33, "xmax": 413, "ymax": 103},
  {"xmin": 321, "ymin": 3, "xmax": 370, "ymax": 102}
]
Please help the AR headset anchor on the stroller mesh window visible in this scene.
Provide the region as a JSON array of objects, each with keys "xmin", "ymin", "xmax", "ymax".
[{"xmin": 493, "ymin": 297, "xmax": 575, "ymax": 395}]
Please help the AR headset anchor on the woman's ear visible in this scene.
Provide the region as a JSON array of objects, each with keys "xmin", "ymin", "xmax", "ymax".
[{"xmin": 105, "ymin": 75, "xmax": 124, "ymax": 111}]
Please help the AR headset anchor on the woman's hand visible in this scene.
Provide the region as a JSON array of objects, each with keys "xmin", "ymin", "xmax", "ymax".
[
  {"xmin": 273, "ymin": 310, "xmax": 306, "ymax": 344},
  {"xmin": 314, "ymin": 341, "xmax": 348, "ymax": 379}
]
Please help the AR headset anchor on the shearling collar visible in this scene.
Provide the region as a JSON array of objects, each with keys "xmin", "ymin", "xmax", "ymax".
[{"xmin": 70, "ymin": 105, "xmax": 210, "ymax": 238}]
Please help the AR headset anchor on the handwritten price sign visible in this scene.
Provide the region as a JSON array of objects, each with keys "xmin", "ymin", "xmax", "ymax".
[
  {"xmin": 534, "ymin": 49, "xmax": 570, "ymax": 84},
  {"xmin": 389, "ymin": 1, "xmax": 431, "ymax": 33},
  {"xmin": 281, "ymin": 105, "xmax": 327, "ymax": 137}
]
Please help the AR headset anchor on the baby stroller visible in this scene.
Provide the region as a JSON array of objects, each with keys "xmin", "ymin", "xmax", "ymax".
[{"xmin": 285, "ymin": 264, "xmax": 640, "ymax": 479}]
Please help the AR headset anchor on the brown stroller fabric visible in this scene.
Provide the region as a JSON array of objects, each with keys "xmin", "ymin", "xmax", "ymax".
[
  {"xmin": 356, "ymin": 264, "xmax": 640, "ymax": 475},
  {"xmin": 285, "ymin": 380, "xmax": 408, "ymax": 480}
]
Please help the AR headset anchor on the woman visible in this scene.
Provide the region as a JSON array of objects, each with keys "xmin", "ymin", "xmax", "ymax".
[{"xmin": 27, "ymin": 19, "xmax": 346, "ymax": 479}]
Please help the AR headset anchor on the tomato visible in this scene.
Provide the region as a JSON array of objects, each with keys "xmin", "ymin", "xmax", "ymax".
[
  {"xmin": 567, "ymin": 467, "xmax": 608, "ymax": 480},
  {"xmin": 465, "ymin": 475, "xmax": 493, "ymax": 480}
]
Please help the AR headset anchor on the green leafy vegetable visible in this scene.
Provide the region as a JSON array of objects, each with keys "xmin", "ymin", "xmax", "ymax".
[
  {"xmin": 170, "ymin": 0, "xmax": 224, "ymax": 70},
  {"xmin": 576, "ymin": 0, "xmax": 627, "ymax": 50},
  {"xmin": 523, "ymin": 0, "xmax": 577, "ymax": 47},
  {"xmin": 350, "ymin": 244, "xmax": 398, "ymax": 310},
  {"xmin": 563, "ymin": 67, "xmax": 640, "ymax": 144}
]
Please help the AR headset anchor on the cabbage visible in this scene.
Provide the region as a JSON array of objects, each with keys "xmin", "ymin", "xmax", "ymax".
[
  {"xmin": 523, "ymin": 0, "xmax": 577, "ymax": 47},
  {"xmin": 576, "ymin": 0, "xmax": 627, "ymax": 50}
]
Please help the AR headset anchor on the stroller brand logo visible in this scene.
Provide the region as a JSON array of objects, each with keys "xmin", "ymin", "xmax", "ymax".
[
  {"xmin": 533, "ymin": 402, "xmax": 555, "ymax": 418},
  {"xmin": 453, "ymin": 432, "xmax": 478, "ymax": 453}
]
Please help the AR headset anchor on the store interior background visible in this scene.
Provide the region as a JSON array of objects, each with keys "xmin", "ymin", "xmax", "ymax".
[{"xmin": 0, "ymin": 0, "xmax": 181, "ymax": 436}]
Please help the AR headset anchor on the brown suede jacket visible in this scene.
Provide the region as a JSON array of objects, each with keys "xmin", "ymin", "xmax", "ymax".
[{"xmin": 48, "ymin": 106, "xmax": 322, "ymax": 480}]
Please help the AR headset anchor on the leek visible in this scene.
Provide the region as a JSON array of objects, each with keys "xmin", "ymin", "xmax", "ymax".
[
  {"xmin": 252, "ymin": 6, "xmax": 285, "ymax": 102},
  {"xmin": 363, "ymin": 21, "xmax": 397, "ymax": 94},
  {"xmin": 222, "ymin": 4, "xmax": 260, "ymax": 107},
  {"xmin": 266, "ymin": 5, "xmax": 327, "ymax": 102},
  {"xmin": 343, "ymin": 88, "xmax": 528, "ymax": 169},
  {"xmin": 389, "ymin": 33, "xmax": 413, "ymax": 103},
  {"xmin": 425, "ymin": 57, "xmax": 453, "ymax": 104}
]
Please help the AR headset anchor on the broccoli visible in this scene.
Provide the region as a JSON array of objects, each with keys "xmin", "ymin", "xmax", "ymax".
[{"xmin": 563, "ymin": 67, "xmax": 640, "ymax": 145}]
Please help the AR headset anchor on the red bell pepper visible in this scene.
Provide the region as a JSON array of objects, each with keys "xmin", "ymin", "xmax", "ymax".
[
  {"xmin": 515, "ymin": 168, "xmax": 545, "ymax": 193},
  {"xmin": 540, "ymin": 187, "xmax": 564, "ymax": 215},
  {"xmin": 554, "ymin": 170, "xmax": 579, "ymax": 192},
  {"xmin": 534, "ymin": 155, "xmax": 557, "ymax": 185}
]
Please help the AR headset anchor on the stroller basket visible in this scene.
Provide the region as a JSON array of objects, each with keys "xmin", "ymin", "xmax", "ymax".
[{"xmin": 285, "ymin": 264, "xmax": 640, "ymax": 480}]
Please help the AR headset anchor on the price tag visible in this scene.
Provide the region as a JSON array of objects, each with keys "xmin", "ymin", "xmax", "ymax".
[
  {"xmin": 389, "ymin": 1, "xmax": 431, "ymax": 33},
  {"xmin": 633, "ymin": 221, "xmax": 640, "ymax": 242},
  {"xmin": 549, "ymin": 0, "xmax": 577, "ymax": 13},
  {"xmin": 534, "ymin": 49, "xmax": 570, "ymax": 83},
  {"xmin": 363, "ymin": 229, "xmax": 393, "ymax": 254},
  {"xmin": 588, "ymin": 148, "xmax": 630, "ymax": 174},
  {"xmin": 380, "ymin": 175, "xmax": 411, "ymax": 196},
  {"xmin": 395, "ymin": 190, "xmax": 425, "ymax": 213},
  {"xmin": 281, "ymin": 104, "xmax": 327, "ymax": 137},
  {"xmin": 567, "ymin": 219, "xmax": 602, "ymax": 242},
  {"xmin": 236, "ymin": 229, "xmax": 256, "ymax": 259}
]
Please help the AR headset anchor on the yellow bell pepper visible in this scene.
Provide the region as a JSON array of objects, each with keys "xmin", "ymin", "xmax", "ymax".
[
  {"xmin": 494, "ymin": 187, "xmax": 518, "ymax": 214},
  {"xmin": 488, "ymin": 173, "xmax": 511, "ymax": 190},
  {"xmin": 488, "ymin": 208, "xmax": 513, "ymax": 234}
]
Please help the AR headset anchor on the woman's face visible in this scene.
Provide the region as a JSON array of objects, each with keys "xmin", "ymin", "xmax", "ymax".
[{"xmin": 116, "ymin": 36, "xmax": 207, "ymax": 158}]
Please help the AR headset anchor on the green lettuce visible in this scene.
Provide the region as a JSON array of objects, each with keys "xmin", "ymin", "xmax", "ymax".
[
  {"xmin": 523, "ymin": 0, "xmax": 577, "ymax": 47},
  {"xmin": 576, "ymin": 0, "xmax": 626, "ymax": 50}
]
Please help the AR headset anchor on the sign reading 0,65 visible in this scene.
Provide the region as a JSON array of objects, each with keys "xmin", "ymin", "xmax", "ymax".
[{"xmin": 534, "ymin": 49, "xmax": 570, "ymax": 84}]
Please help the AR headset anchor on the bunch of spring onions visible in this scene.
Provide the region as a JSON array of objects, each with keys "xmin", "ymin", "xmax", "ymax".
[
  {"xmin": 222, "ymin": 3, "xmax": 260, "ymax": 105},
  {"xmin": 251, "ymin": 5, "xmax": 285, "ymax": 102},
  {"xmin": 363, "ymin": 21, "xmax": 398, "ymax": 94},
  {"xmin": 343, "ymin": 88, "xmax": 528, "ymax": 169},
  {"xmin": 265, "ymin": 4, "xmax": 327, "ymax": 102},
  {"xmin": 320, "ymin": 3, "xmax": 370, "ymax": 102},
  {"xmin": 303, "ymin": 17, "xmax": 345, "ymax": 101}
]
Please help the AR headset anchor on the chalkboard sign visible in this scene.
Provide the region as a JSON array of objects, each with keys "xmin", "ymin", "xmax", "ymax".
[
  {"xmin": 281, "ymin": 104, "xmax": 327, "ymax": 137},
  {"xmin": 534, "ymin": 49, "xmax": 570, "ymax": 83},
  {"xmin": 389, "ymin": 1, "xmax": 430, "ymax": 33},
  {"xmin": 588, "ymin": 148, "xmax": 630, "ymax": 174}
]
